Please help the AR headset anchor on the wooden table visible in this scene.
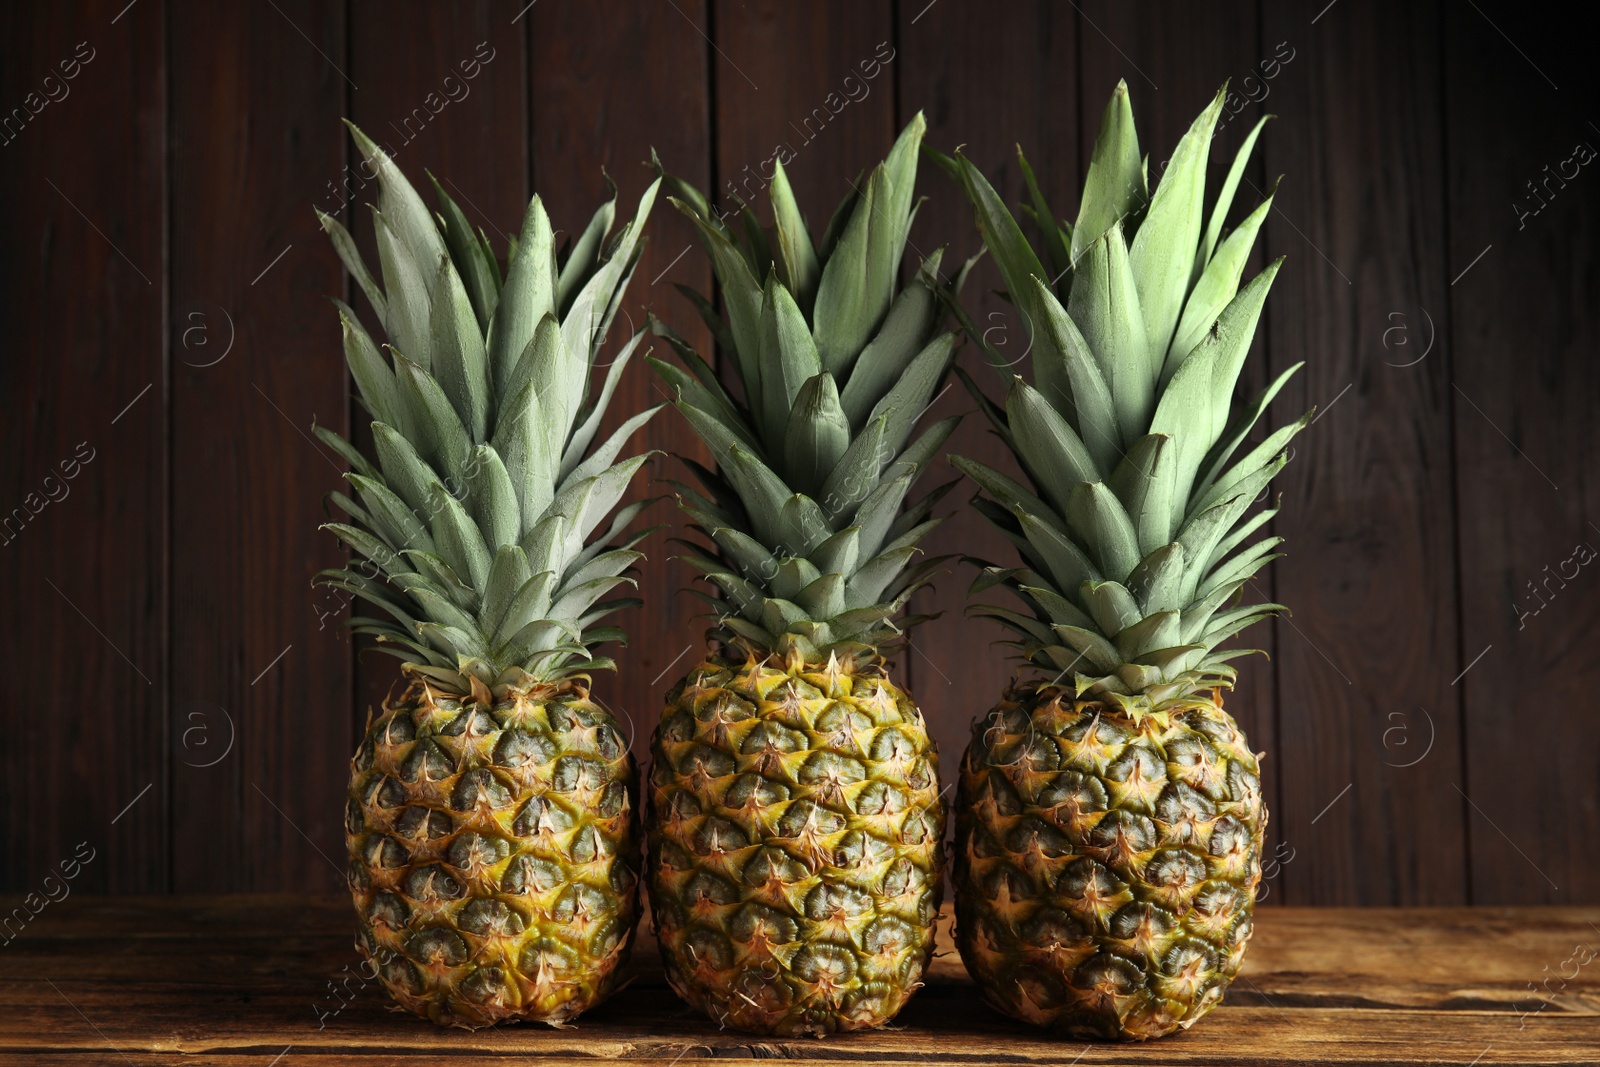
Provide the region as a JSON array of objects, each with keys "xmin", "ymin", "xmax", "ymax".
[{"xmin": 1, "ymin": 896, "xmax": 1595, "ymax": 1065}]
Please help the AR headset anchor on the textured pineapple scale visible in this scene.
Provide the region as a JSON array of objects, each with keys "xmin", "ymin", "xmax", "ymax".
[
  {"xmin": 348, "ymin": 680, "xmax": 640, "ymax": 1028},
  {"xmin": 956, "ymin": 685, "xmax": 1264, "ymax": 1040},
  {"xmin": 648, "ymin": 652, "xmax": 945, "ymax": 1036}
]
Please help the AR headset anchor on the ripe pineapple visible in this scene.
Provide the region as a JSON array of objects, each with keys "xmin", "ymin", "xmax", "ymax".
[
  {"xmin": 644, "ymin": 114, "xmax": 961, "ymax": 1036},
  {"xmin": 312, "ymin": 124, "xmax": 661, "ymax": 1027},
  {"xmin": 939, "ymin": 83, "xmax": 1304, "ymax": 1039}
]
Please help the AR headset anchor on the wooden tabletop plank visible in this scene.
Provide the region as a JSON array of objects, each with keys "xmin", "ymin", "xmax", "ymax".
[
  {"xmin": 3, "ymin": 896, "xmax": 1596, "ymax": 1065},
  {"xmin": 3, "ymin": 1011, "xmax": 1595, "ymax": 1066}
]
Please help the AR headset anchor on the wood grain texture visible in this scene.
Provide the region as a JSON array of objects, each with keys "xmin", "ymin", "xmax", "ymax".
[
  {"xmin": 526, "ymin": 0, "xmax": 714, "ymax": 763},
  {"xmin": 1260, "ymin": 0, "xmax": 1468, "ymax": 906},
  {"xmin": 2, "ymin": 895, "xmax": 1596, "ymax": 1065},
  {"xmin": 712, "ymin": 1, "xmax": 897, "ymax": 229},
  {"xmin": 894, "ymin": 2, "xmax": 1081, "ymax": 798},
  {"xmin": 1443, "ymin": 0, "xmax": 1600, "ymax": 904},
  {"xmin": 166, "ymin": 0, "xmax": 349, "ymax": 895},
  {"xmin": 0, "ymin": 0, "xmax": 1595, "ymax": 907},
  {"xmin": 0, "ymin": 0, "xmax": 166, "ymax": 892}
]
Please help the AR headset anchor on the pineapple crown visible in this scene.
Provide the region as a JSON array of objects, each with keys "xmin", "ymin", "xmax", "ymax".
[
  {"xmin": 312, "ymin": 122, "xmax": 662, "ymax": 694},
  {"xmin": 940, "ymin": 82, "xmax": 1308, "ymax": 710},
  {"xmin": 649, "ymin": 113, "xmax": 971, "ymax": 664}
]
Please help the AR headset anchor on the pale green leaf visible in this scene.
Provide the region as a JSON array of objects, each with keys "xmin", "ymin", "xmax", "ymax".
[
  {"xmin": 394, "ymin": 353, "xmax": 471, "ymax": 479},
  {"xmin": 950, "ymin": 455, "xmax": 1062, "ymax": 533},
  {"xmin": 769, "ymin": 158, "xmax": 820, "ymax": 314},
  {"xmin": 373, "ymin": 209, "xmax": 431, "ymax": 368},
  {"xmin": 491, "ymin": 379, "xmax": 551, "ymax": 528},
  {"xmin": 1123, "ymin": 541, "xmax": 1185, "ymax": 615},
  {"xmin": 464, "ymin": 444, "xmax": 520, "ymax": 554},
  {"xmin": 1193, "ymin": 361, "xmax": 1302, "ymax": 504},
  {"xmin": 838, "ymin": 268, "xmax": 937, "ymax": 430},
  {"xmin": 1129, "ymin": 86, "xmax": 1225, "ymax": 359},
  {"xmin": 760, "ymin": 276, "xmax": 822, "ymax": 446},
  {"xmin": 809, "ymin": 526, "xmax": 861, "ymax": 577},
  {"xmin": 334, "ymin": 301, "xmax": 401, "ymax": 431},
  {"xmin": 479, "ymin": 544, "xmax": 532, "ymax": 636},
  {"xmin": 346, "ymin": 122, "xmax": 447, "ymax": 299},
  {"xmin": 557, "ymin": 178, "xmax": 616, "ymax": 313},
  {"xmin": 785, "ymin": 372, "xmax": 851, "ymax": 499},
  {"xmin": 1017, "ymin": 145, "xmax": 1071, "ymax": 286},
  {"xmin": 1073, "ymin": 81, "xmax": 1143, "ymax": 263},
  {"xmin": 562, "ymin": 328, "xmax": 646, "ymax": 479},
  {"xmin": 1115, "ymin": 609, "xmax": 1181, "ymax": 660},
  {"xmin": 1197, "ymin": 114, "xmax": 1272, "ymax": 279},
  {"xmin": 1017, "ymin": 508, "xmax": 1101, "ymax": 597},
  {"xmin": 372, "ymin": 420, "xmax": 437, "ymax": 515},
  {"xmin": 1066, "ymin": 481, "xmax": 1141, "ymax": 582},
  {"xmin": 818, "ymin": 413, "xmax": 888, "ymax": 524},
  {"xmin": 318, "ymin": 211, "xmax": 386, "ymax": 323},
  {"xmin": 428, "ymin": 252, "xmax": 490, "ymax": 442},
  {"xmin": 1006, "ymin": 376, "xmax": 1098, "ymax": 516},
  {"xmin": 1081, "ymin": 579, "xmax": 1141, "ymax": 636},
  {"xmin": 428, "ymin": 174, "xmax": 497, "ymax": 330},
  {"xmin": 487, "ymin": 196, "xmax": 556, "ymax": 395},
  {"xmin": 812, "ymin": 168, "xmax": 882, "ymax": 375},
  {"xmin": 1169, "ymin": 181, "xmax": 1277, "ymax": 374},
  {"xmin": 490, "ymin": 571, "xmax": 556, "ymax": 648},
  {"xmin": 348, "ymin": 473, "xmax": 433, "ymax": 556},
  {"xmin": 864, "ymin": 333, "xmax": 957, "ymax": 462},
  {"xmin": 1068, "ymin": 222, "xmax": 1154, "ymax": 446},
  {"xmin": 1027, "ymin": 276, "xmax": 1121, "ymax": 475},
  {"xmin": 428, "ymin": 483, "xmax": 491, "ymax": 594},
  {"xmin": 1054, "ymin": 624, "xmax": 1124, "ymax": 673}
]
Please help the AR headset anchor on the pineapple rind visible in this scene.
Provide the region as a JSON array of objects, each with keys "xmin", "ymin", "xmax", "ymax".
[
  {"xmin": 349, "ymin": 676, "xmax": 638, "ymax": 1028},
  {"xmin": 648, "ymin": 651, "xmax": 944, "ymax": 1036},
  {"xmin": 956, "ymin": 683, "xmax": 1263, "ymax": 1040}
]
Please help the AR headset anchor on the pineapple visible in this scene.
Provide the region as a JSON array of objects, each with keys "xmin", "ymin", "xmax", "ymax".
[
  {"xmin": 643, "ymin": 114, "xmax": 961, "ymax": 1036},
  {"xmin": 939, "ymin": 83, "xmax": 1304, "ymax": 1039},
  {"xmin": 312, "ymin": 124, "xmax": 662, "ymax": 1027}
]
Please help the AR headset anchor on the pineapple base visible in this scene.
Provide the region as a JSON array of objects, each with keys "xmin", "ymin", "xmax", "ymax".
[
  {"xmin": 646, "ymin": 649, "xmax": 946, "ymax": 1036},
  {"xmin": 955, "ymin": 681, "xmax": 1265, "ymax": 1041},
  {"xmin": 346, "ymin": 675, "xmax": 639, "ymax": 1028}
]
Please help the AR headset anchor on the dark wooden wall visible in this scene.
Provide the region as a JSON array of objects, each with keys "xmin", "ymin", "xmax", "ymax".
[{"xmin": 2, "ymin": 0, "xmax": 1595, "ymax": 906}]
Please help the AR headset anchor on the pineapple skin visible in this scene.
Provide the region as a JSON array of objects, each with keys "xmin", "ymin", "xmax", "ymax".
[
  {"xmin": 346, "ymin": 676, "xmax": 639, "ymax": 1028},
  {"xmin": 647, "ymin": 650, "xmax": 945, "ymax": 1036},
  {"xmin": 956, "ymin": 682, "xmax": 1264, "ymax": 1040}
]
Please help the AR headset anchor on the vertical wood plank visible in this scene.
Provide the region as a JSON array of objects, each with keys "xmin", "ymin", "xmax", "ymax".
[
  {"xmin": 1260, "ymin": 0, "xmax": 1465, "ymax": 905},
  {"xmin": 527, "ymin": 0, "xmax": 714, "ymax": 760},
  {"xmin": 714, "ymin": 2, "xmax": 897, "ymax": 229},
  {"xmin": 0, "ymin": 0, "xmax": 166, "ymax": 892},
  {"xmin": 1445, "ymin": 1, "xmax": 1600, "ymax": 904},
  {"xmin": 168, "ymin": 0, "xmax": 349, "ymax": 891},
  {"xmin": 1074, "ymin": 2, "xmax": 1262, "ymax": 169},
  {"xmin": 895, "ymin": 1, "xmax": 1081, "ymax": 791},
  {"xmin": 346, "ymin": 1, "xmax": 529, "ymax": 755}
]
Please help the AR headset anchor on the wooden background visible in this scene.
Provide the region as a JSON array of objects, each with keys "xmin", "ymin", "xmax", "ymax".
[{"xmin": 1, "ymin": 0, "xmax": 1595, "ymax": 908}]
